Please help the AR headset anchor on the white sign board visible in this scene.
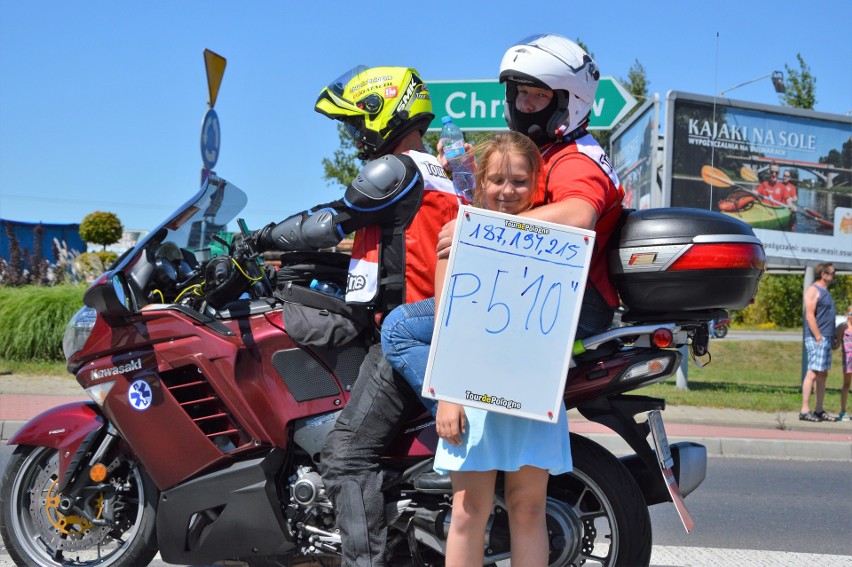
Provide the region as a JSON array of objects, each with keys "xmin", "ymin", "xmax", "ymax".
[{"xmin": 423, "ymin": 206, "xmax": 595, "ymax": 423}]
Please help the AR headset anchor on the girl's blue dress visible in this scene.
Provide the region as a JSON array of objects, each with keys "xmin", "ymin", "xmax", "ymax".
[{"xmin": 433, "ymin": 401, "xmax": 573, "ymax": 475}]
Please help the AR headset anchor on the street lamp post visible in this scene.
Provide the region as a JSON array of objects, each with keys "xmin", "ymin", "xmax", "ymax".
[{"xmin": 720, "ymin": 70, "xmax": 786, "ymax": 97}]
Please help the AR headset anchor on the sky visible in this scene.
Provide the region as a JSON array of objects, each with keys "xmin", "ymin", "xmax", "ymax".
[{"xmin": 1, "ymin": 1, "xmax": 850, "ymax": 235}]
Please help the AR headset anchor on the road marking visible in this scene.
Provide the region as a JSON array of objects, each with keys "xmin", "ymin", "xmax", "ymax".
[{"xmin": 651, "ymin": 545, "xmax": 851, "ymax": 566}]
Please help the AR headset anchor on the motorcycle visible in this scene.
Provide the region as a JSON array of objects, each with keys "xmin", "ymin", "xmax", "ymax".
[
  {"xmin": 0, "ymin": 175, "xmax": 765, "ymax": 566},
  {"xmin": 712, "ymin": 317, "xmax": 732, "ymax": 339}
]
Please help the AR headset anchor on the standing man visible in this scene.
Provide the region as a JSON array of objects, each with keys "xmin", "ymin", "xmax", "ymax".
[{"xmin": 800, "ymin": 262, "xmax": 839, "ymax": 422}]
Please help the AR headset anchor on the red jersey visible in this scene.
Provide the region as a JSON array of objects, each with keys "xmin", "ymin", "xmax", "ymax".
[
  {"xmin": 756, "ymin": 180, "xmax": 794, "ymax": 205},
  {"xmin": 539, "ymin": 133, "xmax": 624, "ymax": 307},
  {"xmin": 347, "ymin": 150, "xmax": 462, "ymax": 309}
]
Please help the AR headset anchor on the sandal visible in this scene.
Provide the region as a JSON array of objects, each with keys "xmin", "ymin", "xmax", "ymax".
[
  {"xmin": 813, "ymin": 411, "xmax": 837, "ymax": 422},
  {"xmin": 799, "ymin": 412, "xmax": 823, "ymax": 422}
]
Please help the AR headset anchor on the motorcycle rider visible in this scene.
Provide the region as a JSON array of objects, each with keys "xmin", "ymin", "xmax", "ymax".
[
  {"xmin": 247, "ymin": 65, "xmax": 463, "ymax": 566},
  {"xmin": 437, "ymin": 33, "xmax": 624, "ymax": 337}
]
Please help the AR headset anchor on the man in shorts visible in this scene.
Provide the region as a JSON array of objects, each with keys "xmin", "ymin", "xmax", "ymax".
[{"xmin": 800, "ymin": 262, "xmax": 839, "ymax": 422}]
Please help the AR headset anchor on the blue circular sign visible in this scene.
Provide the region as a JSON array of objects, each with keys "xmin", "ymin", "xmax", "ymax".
[
  {"xmin": 128, "ymin": 379, "xmax": 153, "ymax": 411},
  {"xmin": 200, "ymin": 108, "xmax": 220, "ymax": 170}
]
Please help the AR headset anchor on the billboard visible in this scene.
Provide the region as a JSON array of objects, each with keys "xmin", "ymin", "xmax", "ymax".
[
  {"xmin": 611, "ymin": 95, "xmax": 661, "ymax": 210},
  {"xmin": 663, "ymin": 91, "xmax": 852, "ymax": 269},
  {"xmin": 0, "ymin": 219, "xmax": 86, "ymax": 268}
]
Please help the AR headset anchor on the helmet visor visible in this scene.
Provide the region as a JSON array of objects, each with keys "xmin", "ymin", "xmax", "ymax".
[{"xmin": 327, "ymin": 65, "xmax": 370, "ymax": 100}]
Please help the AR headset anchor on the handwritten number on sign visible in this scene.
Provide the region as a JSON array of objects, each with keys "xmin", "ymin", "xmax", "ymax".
[
  {"xmin": 540, "ymin": 282, "xmax": 562, "ymax": 334},
  {"xmin": 486, "ymin": 269, "xmax": 510, "ymax": 334},
  {"xmin": 521, "ymin": 273, "xmax": 544, "ymax": 331}
]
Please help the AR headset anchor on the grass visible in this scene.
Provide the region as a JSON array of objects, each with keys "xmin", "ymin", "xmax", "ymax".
[
  {"xmin": 0, "ymin": 358, "xmax": 68, "ymax": 376},
  {"xmin": 644, "ymin": 339, "xmax": 847, "ymax": 413},
  {"xmin": 3, "ymin": 337, "xmax": 847, "ymax": 416},
  {"xmin": 0, "ymin": 285, "xmax": 85, "ymax": 361}
]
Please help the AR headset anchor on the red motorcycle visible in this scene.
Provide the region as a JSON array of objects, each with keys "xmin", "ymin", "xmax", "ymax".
[
  {"xmin": 712, "ymin": 317, "xmax": 732, "ymax": 338},
  {"xmin": 0, "ymin": 176, "xmax": 765, "ymax": 566}
]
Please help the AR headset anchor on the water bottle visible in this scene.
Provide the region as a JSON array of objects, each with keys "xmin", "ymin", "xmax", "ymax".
[
  {"xmin": 309, "ymin": 278, "xmax": 344, "ymax": 299},
  {"xmin": 440, "ymin": 116, "xmax": 475, "ymax": 202}
]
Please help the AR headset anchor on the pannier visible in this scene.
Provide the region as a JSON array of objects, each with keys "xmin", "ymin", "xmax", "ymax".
[
  {"xmin": 273, "ymin": 251, "xmax": 372, "ymax": 348},
  {"xmin": 609, "ymin": 208, "xmax": 765, "ymax": 314}
]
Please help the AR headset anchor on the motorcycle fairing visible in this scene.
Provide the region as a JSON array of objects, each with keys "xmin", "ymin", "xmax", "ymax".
[{"xmin": 157, "ymin": 450, "xmax": 294, "ymax": 564}]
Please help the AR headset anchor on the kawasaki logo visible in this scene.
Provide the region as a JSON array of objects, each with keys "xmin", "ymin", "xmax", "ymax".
[{"xmin": 91, "ymin": 358, "xmax": 142, "ymax": 380}]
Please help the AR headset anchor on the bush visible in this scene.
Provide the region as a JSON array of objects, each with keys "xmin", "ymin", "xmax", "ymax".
[
  {"xmin": 735, "ymin": 273, "xmax": 851, "ymax": 328},
  {"xmin": 73, "ymin": 251, "xmax": 117, "ymax": 282},
  {"xmin": 0, "ymin": 285, "xmax": 86, "ymax": 361}
]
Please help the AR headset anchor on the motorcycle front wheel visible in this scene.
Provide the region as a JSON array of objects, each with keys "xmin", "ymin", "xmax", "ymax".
[
  {"xmin": 544, "ymin": 434, "xmax": 652, "ymax": 567},
  {"xmin": 714, "ymin": 325, "xmax": 728, "ymax": 338},
  {"xmin": 0, "ymin": 445, "xmax": 159, "ymax": 567}
]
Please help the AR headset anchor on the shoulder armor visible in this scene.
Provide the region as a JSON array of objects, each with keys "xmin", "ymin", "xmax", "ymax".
[{"xmin": 344, "ymin": 155, "xmax": 419, "ymax": 212}]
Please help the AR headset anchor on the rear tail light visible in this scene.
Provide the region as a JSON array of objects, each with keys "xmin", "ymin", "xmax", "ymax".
[
  {"xmin": 652, "ymin": 328, "xmax": 674, "ymax": 348},
  {"xmin": 668, "ymin": 243, "xmax": 765, "ymax": 271}
]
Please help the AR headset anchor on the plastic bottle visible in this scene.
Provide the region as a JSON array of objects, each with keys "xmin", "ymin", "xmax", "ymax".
[
  {"xmin": 440, "ymin": 116, "xmax": 475, "ymax": 202},
  {"xmin": 309, "ymin": 278, "xmax": 344, "ymax": 299}
]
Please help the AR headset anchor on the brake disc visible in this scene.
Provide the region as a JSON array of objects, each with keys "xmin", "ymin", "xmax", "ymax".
[{"xmin": 29, "ymin": 468, "xmax": 111, "ymax": 552}]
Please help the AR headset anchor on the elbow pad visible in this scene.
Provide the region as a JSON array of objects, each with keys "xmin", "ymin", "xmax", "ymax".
[
  {"xmin": 344, "ymin": 155, "xmax": 418, "ymax": 212},
  {"xmin": 263, "ymin": 208, "xmax": 345, "ymax": 251}
]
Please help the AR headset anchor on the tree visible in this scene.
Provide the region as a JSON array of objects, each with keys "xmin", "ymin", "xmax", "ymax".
[
  {"xmin": 323, "ymin": 124, "xmax": 494, "ymax": 191},
  {"xmin": 592, "ymin": 59, "xmax": 649, "ymax": 150},
  {"xmin": 321, "ymin": 123, "xmax": 365, "ymax": 189},
  {"xmin": 79, "ymin": 211, "xmax": 123, "ymax": 252},
  {"xmin": 780, "ymin": 53, "xmax": 817, "ymax": 109}
]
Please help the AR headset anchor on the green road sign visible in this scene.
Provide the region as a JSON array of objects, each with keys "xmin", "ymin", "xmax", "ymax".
[{"xmin": 426, "ymin": 77, "xmax": 637, "ymax": 131}]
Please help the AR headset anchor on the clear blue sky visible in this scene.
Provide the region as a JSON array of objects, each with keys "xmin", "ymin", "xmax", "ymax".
[{"xmin": 1, "ymin": 1, "xmax": 850, "ymax": 233}]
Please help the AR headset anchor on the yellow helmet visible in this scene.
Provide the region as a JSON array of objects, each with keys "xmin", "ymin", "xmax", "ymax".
[{"xmin": 315, "ymin": 66, "xmax": 434, "ymax": 159}]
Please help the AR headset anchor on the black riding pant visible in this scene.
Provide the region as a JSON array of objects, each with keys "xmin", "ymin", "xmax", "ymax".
[{"xmin": 319, "ymin": 343, "xmax": 418, "ymax": 567}]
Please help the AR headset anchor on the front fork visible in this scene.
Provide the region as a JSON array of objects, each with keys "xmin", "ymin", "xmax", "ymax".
[{"xmin": 58, "ymin": 422, "xmax": 125, "ymax": 526}]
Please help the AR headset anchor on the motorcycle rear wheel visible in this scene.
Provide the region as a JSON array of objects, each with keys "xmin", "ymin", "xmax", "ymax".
[
  {"xmin": 544, "ymin": 434, "xmax": 652, "ymax": 567},
  {"xmin": 0, "ymin": 445, "xmax": 159, "ymax": 567}
]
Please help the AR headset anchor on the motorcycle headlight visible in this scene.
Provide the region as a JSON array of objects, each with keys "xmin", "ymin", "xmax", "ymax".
[{"xmin": 62, "ymin": 306, "xmax": 98, "ymax": 361}]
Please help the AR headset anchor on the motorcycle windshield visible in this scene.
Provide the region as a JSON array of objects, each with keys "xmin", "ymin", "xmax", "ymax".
[{"xmin": 113, "ymin": 175, "xmax": 248, "ymax": 272}]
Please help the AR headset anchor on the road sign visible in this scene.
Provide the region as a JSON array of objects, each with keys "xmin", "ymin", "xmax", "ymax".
[
  {"xmin": 426, "ymin": 77, "xmax": 637, "ymax": 131},
  {"xmin": 204, "ymin": 49, "xmax": 227, "ymax": 108},
  {"xmin": 201, "ymin": 108, "xmax": 220, "ymax": 170}
]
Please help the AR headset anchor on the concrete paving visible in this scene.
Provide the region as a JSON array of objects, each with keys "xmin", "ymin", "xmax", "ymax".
[{"xmin": 2, "ymin": 372, "xmax": 850, "ymax": 460}]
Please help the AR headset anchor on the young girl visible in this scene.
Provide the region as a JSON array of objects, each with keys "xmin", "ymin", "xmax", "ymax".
[
  {"xmin": 838, "ymin": 306, "xmax": 852, "ymax": 422},
  {"xmin": 381, "ymin": 131, "xmax": 570, "ymax": 566}
]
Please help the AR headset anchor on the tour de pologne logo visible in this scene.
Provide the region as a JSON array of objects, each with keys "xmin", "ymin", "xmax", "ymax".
[
  {"xmin": 840, "ymin": 211, "xmax": 852, "ymax": 235},
  {"xmin": 128, "ymin": 380, "xmax": 153, "ymax": 411}
]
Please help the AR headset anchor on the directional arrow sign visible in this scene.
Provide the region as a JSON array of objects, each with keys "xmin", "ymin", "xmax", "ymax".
[{"xmin": 426, "ymin": 77, "xmax": 637, "ymax": 131}]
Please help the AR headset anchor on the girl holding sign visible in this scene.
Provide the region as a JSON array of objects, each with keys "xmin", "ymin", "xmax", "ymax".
[{"xmin": 381, "ymin": 131, "xmax": 571, "ymax": 567}]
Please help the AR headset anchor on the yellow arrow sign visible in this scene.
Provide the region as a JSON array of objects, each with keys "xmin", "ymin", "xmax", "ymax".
[{"xmin": 204, "ymin": 49, "xmax": 226, "ymax": 108}]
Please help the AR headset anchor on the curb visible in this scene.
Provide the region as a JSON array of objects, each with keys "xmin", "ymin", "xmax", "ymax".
[
  {"xmin": 581, "ymin": 432, "xmax": 852, "ymax": 462},
  {"xmin": 5, "ymin": 418, "xmax": 851, "ymax": 461}
]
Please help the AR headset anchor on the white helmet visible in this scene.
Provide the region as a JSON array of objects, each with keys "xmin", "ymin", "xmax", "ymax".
[{"xmin": 499, "ymin": 34, "xmax": 600, "ymax": 143}]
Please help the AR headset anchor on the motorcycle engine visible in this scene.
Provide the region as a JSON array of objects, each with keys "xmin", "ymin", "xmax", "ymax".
[{"xmin": 287, "ymin": 466, "xmax": 340, "ymax": 556}]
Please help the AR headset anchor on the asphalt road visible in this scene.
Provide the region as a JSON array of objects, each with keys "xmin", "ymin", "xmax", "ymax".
[{"xmin": 2, "ymin": 445, "xmax": 849, "ymax": 566}]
